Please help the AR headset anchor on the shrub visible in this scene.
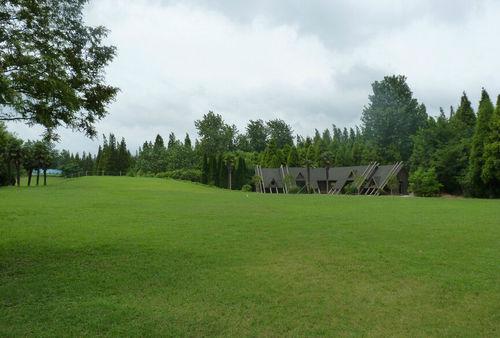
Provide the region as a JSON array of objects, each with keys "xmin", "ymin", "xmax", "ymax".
[
  {"xmin": 251, "ymin": 175, "xmax": 262, "ymax": 186},
  {"xmin": 155, "ymin": 172, "xmax": 169, "ymax": 179},
  {"xmin": 283, "ymin": 174, "xmax": 294, "ymax": 189},
  {"xmin": 343, "ymin": 182, "xmax": 357, "ymax": 195},
  {"xmin": 0, "ymin": 168, "xmax": 14, "ymax": 186},
  {"xmin": 386, "ymin": 175, "xmax": 399, "ymax": 194},
  {"xmin": 409, "ymin": 168, "xmax": 442, "ymax": 197},
  {"xmin": 155, "ymin": 169, "xmax": 202, "ymax": 182},
  {"xmin": 287, "ymin": 186, "xmax": 300, "ymax": 194},
  {"xmin": 241, "ymin": 184, "xmax": 252, "ymax": 192}
]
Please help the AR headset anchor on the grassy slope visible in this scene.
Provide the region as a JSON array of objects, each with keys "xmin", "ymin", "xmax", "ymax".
[{"xmin": 0, "ymin": 177, "xmax": 499, "ymax": 336}]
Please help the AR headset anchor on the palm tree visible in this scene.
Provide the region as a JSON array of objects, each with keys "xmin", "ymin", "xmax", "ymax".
[
  {"xmin": 34, "ymin": 141, "xmax": 45, "ymax": 185},
  {"xmin": 22, "ymin": 141, "xmax": 36, "ymax": 186},
  {"xmin": 40, "ymin": 142, "xmax": 55, "ymax": 186},
  {"xmin": 33, "ymin": 141, "xmax": 54, "ymax": 186},
  {"xmin": 301, "ymin": 145, "xmax": 316, "ymax": 193},
  {"xmin": 7, "ymin": 139, "xmax": 23, "ymax": 187},
  {"xmin": 303, "ymin": 158, "xmax": 313, "ymax": 193},
  {"xmin": 320, "ymin": 151, "xmax": 333, "ymax": 193},
  {"xmin": 224, "ymin": 152, "xmax": 235, "ymax": 190}
]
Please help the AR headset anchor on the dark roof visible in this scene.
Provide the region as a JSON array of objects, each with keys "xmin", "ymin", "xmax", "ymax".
[
  {"xmin": 328, "ymin": 165, "xmax": 368, "ymax": 190},
  {"xmin": 257, "ymin": 164, "xmax": 405, "ymax": 191},
  {"xmin": 260, "ymin": 168, "xmax": 284, "ymax": 187}
]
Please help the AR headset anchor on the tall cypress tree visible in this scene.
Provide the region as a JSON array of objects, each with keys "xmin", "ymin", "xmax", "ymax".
[
  {"xmin": 201, "ymin": 153, "xmax": 209, "ymax": 184},
  {"xmin": 467, "ymin": 89, "xmax": 494, "ymax": 197},
  {"xmin": 106, "ymin": 133, "xmax": 118, "ymax": 174},
  {"xmin": 97, "ymin": 135, "xmax": 108, "ymax": 173},
  {"xmin": 217, "ymin": 155, "xmax": 225, "ymax": 188},
  {"xmin": 234, "ymin": 156, "xmax": 247, "ymax": 190},
  {"xmin": 450, "ymin": 92, "xmax": 476, "ymax": 136},
  {"xmin": 208, "ymin": 156, "xmax": 217, "ymax": 186},
  {"xmin": 184, "ymin": 133, "xmax": 192, "ymax": 149},
  {"xmin": 168, "ymin": 133, "xmax": 177, "ymax": 149},
  {"xmin": 117, "ymin": 138, "xmax": 131, "ymax": 174},
  {"xmin": 481, "ymin": 95, "xmax": 500, "ymax": 197},
  {"xmin": 94, "ymin": 146, "xmax": 102, "ymax": 173}
]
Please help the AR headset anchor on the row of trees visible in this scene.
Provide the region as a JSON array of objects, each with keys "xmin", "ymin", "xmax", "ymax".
[
  {"xmin": 1, "ymin": 0, "xmax": 119, "ymax": 185},
  {"xmin": 135, "ymin": 133, "xmax": 196, "ymax": 175},
  {"xmin": 55, "ymin": 133, "xmax": 132, "ymax": 176},
  {"xmin": 0, "ymin": 123, "xmax": 55, "ymax": 186},
  {"xmin": 2, "ymin": 3, "xmax": 494, "ymax": 197},
  {"xmin": 410, "ymin": 90, "xmax": 500, "ymax": 197},
  {"xmin": 200, "ymin": 153, "xmax": 250, "ymax": 190},
  {"xmin": 2, "ymin": 75, "xmax": 499, "ymax": 197},
  {"xmin": 127, "ymin": 77, "xmax": 499, "ymax": 197},
  {"xmin": 0, "ymin": 127, "xmax": 135, "ymax": 186}
]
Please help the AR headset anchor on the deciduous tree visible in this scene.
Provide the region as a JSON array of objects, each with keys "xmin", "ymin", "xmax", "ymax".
[
  {"xmin": 0, "ymin": 0, "xmax": 118, "ymax": 137},
  {"xmin": 362, "ymin": 75, "xmax": 427, "ymax": 162},
  {"xmin": 267, "ymin": 119, "xmax": 293, "ymax": 149},
  {"xmin": 195, "ymin": 112, "xmax": 237, "ymax": 155},
  {"xmin": 246, "ymin": 119, "xmax": 268, "ymax": 152}
]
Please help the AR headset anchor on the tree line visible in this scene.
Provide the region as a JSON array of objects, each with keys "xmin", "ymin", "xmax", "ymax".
[
  {"xmin": 1, "ymin": 3, "xmax": 498, "ymax": 197},
  {"xmin": 1, "ymin": 75, "xmax": 499, "ymax": 197},
  {"xmin": 0, "ymin": 126, "xmax": 56, "ymax": 186}
]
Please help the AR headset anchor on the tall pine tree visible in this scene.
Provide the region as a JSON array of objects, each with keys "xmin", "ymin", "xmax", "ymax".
[
  {"xmin": 209, "ymin": 156, "xmax": 217, "ymax": 186},
  {"xmin": 451, "ymin": 92, "xmax": 476, "ymax": 135},
  {"xmin": 201, "ymin": 153, "xmax": 209, "ymax": 184},
  {"xmin": 467, "ymin": 89, "xmax": 494, "ymax": 197},
  {"xmin": 481, "ymin": 95, "xmax": 500, "ymax": 197},
  {"xmin": 234, "ymin": 156, "xmax": 247, "ymax": 189}
]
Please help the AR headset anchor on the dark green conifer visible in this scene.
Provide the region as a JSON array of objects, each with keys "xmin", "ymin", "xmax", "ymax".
[
  {"xmin": 201, "ymin": 153, "xmax": 209, "ymax": 184},
  {"xmin": 451, "ymin": 92, "xmax": 476, "ymax": 137},
  {"xmin": 481, "ymin": 95, "xmax": 500, "ymax": 197},
  {"xmin": 467, "ymin": 89, "xmax": 494, "ymax": 196}
]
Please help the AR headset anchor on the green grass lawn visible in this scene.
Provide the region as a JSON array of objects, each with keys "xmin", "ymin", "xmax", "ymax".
[{"xmin": 1, "ymin": 177, "xmax": 499, "ymax": 336}]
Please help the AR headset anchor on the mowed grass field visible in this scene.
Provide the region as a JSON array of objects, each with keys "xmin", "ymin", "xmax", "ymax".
[{"xmin": 1, "ymin": 177, "xmax": 499, "ymax": 336}]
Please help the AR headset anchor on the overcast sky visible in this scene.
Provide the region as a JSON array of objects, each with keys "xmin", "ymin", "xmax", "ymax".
[{"xmin": 7, "ymin": 0, "xmax": 500, "ymax": 153}]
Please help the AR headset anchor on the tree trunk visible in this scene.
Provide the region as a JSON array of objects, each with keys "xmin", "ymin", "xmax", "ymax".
[
  {"xmin": 27, "ymin": 169, "xmax": 32, "ymax": 186},
  {"xmin": 7, "ymin": 162, "xmax": 13, "ymax": 186},
  {"xmin": 36, "ymin": 169, "xmax": 40, "ymax": 185},
  {"xmin": 43, "ymin": 169, "xmax": 47, "ymax": 186},
  {"xmin": 306, "ymin": 165, "xmax": 311, "ymax": 193},
  {"xmin": 15, "ymin": 162, "xmax": 20, "ymax": 187}
]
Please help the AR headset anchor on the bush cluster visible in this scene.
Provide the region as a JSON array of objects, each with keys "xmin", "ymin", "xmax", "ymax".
[
  {"xmin": 409, "ymin": 168, "xmax": 442, "ymax": 197},
  {"xmin": 155, "ymin": 169, "xmax": 202, "ymax": 182}
]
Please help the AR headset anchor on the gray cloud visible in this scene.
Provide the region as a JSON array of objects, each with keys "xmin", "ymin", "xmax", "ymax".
[
  {"xmin": 6, "ymin": 0, "xmax": 500, "ymax": 153},
  {"xmin": 159, "ymin": 0, "xmax": 478, "ymax": 49}
]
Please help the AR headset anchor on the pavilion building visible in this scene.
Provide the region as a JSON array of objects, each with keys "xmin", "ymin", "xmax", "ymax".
[{"xmin": 255, "ymin": 162, "xmax": 408, "ymax": 195}]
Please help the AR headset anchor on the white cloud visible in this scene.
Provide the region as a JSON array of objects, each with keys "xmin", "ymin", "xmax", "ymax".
[
  {"xmin": 6, "ymin": 0, "xmax": 500, "ymax": 153},
  {"xmin": 351, "ymin": 1, "xmax": 500, "ymax": 112}
]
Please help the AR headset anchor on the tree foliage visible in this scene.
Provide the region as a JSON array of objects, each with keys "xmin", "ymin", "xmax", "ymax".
[
  {"xmin": 246, "ymin": 119, "xmax": 268, "ymax": 152},
  {"xmin": 481, "ymin": 95, "xmax": 500, "ymax": 196},
  {"xmin": 362, "ymin": 75, "xmax": 427, "ymax": 162},
  {"xmin": 409, "ymin": 168, "xmax": 442, "ymax": 197},
  {"xmin": 467, "ymin": 89, "xmax": 495, "ymax": 197},
  {"xmin": 0, "ymin": 0, "xmax": 118, "ymax": 137},
  {"xmin": 267, "ymin": 119, "xmax": 293, "ymax": 149},
  {"xmin": 195, "ymin": 111, "xmax": 236, "ymax": 155},
  {"xmin": 2, "ymin": 74, "xmax": 500, "ymax": 197}
]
